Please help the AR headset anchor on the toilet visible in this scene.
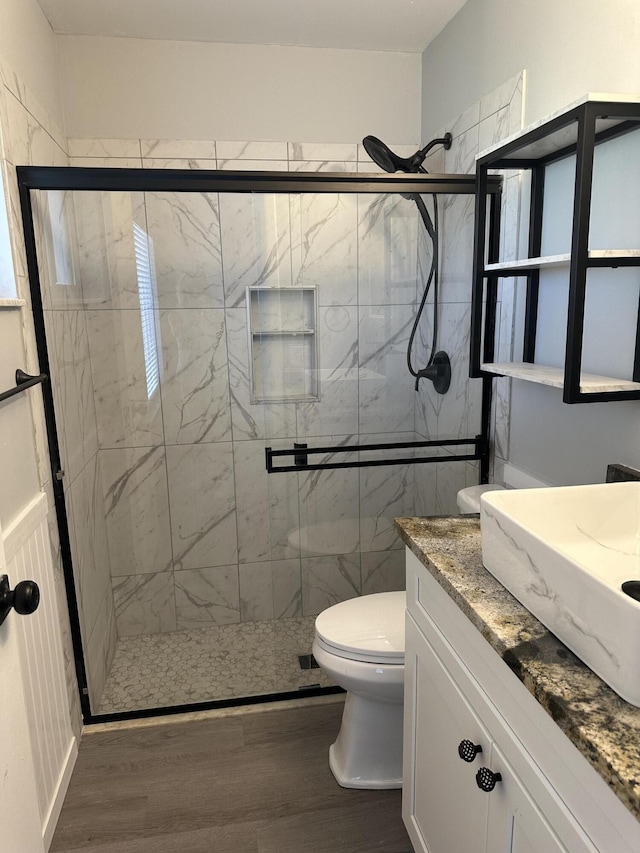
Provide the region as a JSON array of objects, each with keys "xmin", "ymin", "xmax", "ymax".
[
  {"xmin": 313, "ymin": 591, "xmax": 406, "ymax": 789},
  {"xmin": 313, "ymin": 484, "xmax": 506, "ymax": 790}
]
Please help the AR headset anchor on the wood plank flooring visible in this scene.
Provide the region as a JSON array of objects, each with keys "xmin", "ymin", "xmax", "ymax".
[{"xmin": 50, "ymin": 698, "xmax": 413, "ymax": 853}]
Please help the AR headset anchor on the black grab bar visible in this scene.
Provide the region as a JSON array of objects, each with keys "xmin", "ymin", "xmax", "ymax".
[{"xmin": 266, "ymin": 436, "xmax": 488, "ymax": 474}]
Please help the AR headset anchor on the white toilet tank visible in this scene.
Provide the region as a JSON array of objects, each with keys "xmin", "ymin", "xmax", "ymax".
[{"xmin": 456, "ymin": 484, "xmax": 504, "ymax": 513}]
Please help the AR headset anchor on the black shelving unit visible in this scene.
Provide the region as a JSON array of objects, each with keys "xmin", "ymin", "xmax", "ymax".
[{"xmin": 471, "ymin": 97, "xmax": 640, "ymax": 403}]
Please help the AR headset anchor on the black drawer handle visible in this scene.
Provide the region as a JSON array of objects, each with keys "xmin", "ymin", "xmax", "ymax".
[
  {"xmin": 476, "ymin": 767, "xmax": 502, "ymax": 792},
  {"xmin": 458, "ymin": 739, "xmax": 483, "ymax": 762}
]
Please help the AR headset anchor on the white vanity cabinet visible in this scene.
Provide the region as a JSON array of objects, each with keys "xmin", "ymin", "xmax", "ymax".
[
  {"xmin": 403, "ymin": 548, "xmax": 640, "ymax": 853},
  {"xmin": 405, "ymin": 613, "xmax": 568, "ymax": 853}
]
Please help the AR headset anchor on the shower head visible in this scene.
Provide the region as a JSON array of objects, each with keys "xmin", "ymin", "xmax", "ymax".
[
  {"xmin": 362, "ymin": 133, "xmax": 452, "ymax": 173},
  {"xmin": 362, "ymin": 132, "xmax": 453, "ymax": 395}
]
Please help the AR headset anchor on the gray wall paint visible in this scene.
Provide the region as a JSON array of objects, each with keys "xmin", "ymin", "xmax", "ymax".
[
  {"xmin": 421, "ymin": 0, "xmax": 640, "ymax": 140},
  {"xmin": 508, "ymin": 382, "xmax": 640, "ymax": 486}
]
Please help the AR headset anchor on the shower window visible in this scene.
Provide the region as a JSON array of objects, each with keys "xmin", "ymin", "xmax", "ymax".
[
  {"xmin": 133, "ymin": 222, "xmax": 160, "ymax": 399},
  {"xmin": 0, "ymin": 167, "xmax": 17, "ymax": 298}
]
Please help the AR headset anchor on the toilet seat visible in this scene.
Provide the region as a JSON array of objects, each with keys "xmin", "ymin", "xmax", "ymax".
[
  {"xmin": 314, "ymin": 634, "xmax": 404, "ymax": 664},
  {"xmin": 314, "ymin": 591, "xmax": 405, "ymax": 665}
]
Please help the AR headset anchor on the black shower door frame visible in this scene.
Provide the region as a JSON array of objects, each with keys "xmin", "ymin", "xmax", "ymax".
[{"xmin": 17, "ymin": 165, "xmax": 501, "ymax": 724}]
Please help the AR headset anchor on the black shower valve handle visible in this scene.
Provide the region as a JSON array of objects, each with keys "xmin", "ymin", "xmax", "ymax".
[
  {"xmin": 414, "ymin": 351, "xmax": 451, "ymax": 394},
  {"xmin": 0, "ymin": 574, "xmax": 40, "ymax": 627}
]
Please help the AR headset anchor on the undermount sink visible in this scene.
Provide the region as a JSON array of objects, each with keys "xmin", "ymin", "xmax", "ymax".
[{"xmin": 480, "ymin": 481, "xmax": 640, "ymax": 707}]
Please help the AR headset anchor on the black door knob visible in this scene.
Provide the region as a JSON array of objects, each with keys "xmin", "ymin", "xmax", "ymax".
[
  {"xmin": 476, "ymin": 767, "xmax": 502, "ymax": 792},
  {"xmin": 13, "ymin": 580, "xmax": 40, "ymax": 615},
  {"xmin": 458, "ymin": 739, "xmax": 483, "ymax": 762},
  {"xmin": 0, "ymin": 575, "xmax": 40, "ymax": 626}
]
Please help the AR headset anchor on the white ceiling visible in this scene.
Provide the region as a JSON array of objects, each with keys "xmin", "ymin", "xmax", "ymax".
[{"xmin": 36, "ymin": 0, "xmax": 467, "ymax": 52}]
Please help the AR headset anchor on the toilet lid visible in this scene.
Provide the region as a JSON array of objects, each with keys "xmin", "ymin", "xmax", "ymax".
[{"xmin": 314, "ymin": 591, "xmax": 405, "ymax": 663}]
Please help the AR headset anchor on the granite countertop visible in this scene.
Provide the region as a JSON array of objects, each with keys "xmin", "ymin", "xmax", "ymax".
[{"xmin": 395, "ymin": 514, "xmax": 640, "ymax": 820}]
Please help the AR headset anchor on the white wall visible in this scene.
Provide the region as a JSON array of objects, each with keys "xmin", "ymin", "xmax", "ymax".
[
  {"xmin": 421, "ymin": 0, "xmax": 640, "ymax": 486},
  {"xmin": 0, "ymin": 0, "xmax": 62, "ymax": 126},
  {"xmin": 0, "ymin": 518, "xmax": 44, "ymax": 853},
  {"xmin": 57, "ymin": 36, "xmax": 421, "ymax": 143}
]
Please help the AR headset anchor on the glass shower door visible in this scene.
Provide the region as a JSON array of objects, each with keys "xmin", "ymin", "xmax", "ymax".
[{"xmin": 31, "ymin": 179, "xmax": 479, "ymax": 717}]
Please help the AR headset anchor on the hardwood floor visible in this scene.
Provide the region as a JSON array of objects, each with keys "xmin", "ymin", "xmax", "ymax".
[{"xmin": 51, "ymin": 697, "xmax": 413, "ymax": 853}]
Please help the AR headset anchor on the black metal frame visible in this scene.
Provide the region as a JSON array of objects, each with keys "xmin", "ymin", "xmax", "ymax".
[
  {"xmin": 266, "ymin": 437, "xmax": 487, "ymax": 473},
  {"xmin": 17, "ymin": 165, "xmax": 503, "ymax": 196},
  {"xmin": 91, "ymin": 684, "xmax": 345, "ymax": 726},
  {"xmin": 471, "ymin": 100, "xmax": 640, "ymax": 403},
  {"xmin": 17, "ymin": 164, "xmax": 498, "ymax": 724}
]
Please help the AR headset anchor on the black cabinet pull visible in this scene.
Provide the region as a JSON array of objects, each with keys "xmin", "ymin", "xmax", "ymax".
[
  {"xmin": 458, "ymin": 739, "xmax": 483, "ymax": 762},
  {"xmin": 476, "ymin": 767, "xmax": 502, "ymax": 792},
  {"xmin": 0, "ymin": 574, "xmax": 40, "ymax": 627}
]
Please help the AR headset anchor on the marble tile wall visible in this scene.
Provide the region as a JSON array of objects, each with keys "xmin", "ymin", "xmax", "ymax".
[
  {"xmin": 31, "ymin": 176, "xmax": 123, "ymax": 715},
  {"xmin": 56, "ymin": 139, "xmax": 436, "ymax": 639},
  {"xmin": 34, "ymin": 193, "xmax": 119, "ymax": 712},
  {"xmin": 2, "ymin": 59, "xmax": 527, "ymax": 716},
  {"xmin": 49, "ymin": 121, "xmax": 523, "ymax": 651},
  {"xmin": 414, "ymin": 72, "xmax": 525, "ymax": 513}
]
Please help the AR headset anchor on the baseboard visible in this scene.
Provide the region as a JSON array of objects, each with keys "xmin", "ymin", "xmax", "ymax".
[{"xmin": 43, "ymin": 736, "xmax": 78, "ymax": 851}]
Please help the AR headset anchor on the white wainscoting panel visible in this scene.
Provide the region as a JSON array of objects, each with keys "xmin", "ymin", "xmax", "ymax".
[{"xmin": 3, "ymin": 492, "xmax": 78, "ymax": 849}]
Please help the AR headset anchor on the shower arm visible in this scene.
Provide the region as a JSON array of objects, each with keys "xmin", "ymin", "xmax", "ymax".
[{"xmin": 417, "ymin": 133, "xmax": 453, "ymax": 164}]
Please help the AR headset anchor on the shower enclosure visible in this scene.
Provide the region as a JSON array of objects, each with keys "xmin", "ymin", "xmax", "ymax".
[{"xmin": 18, "ymin": 166, "xmax": 497, "ymax": 721}]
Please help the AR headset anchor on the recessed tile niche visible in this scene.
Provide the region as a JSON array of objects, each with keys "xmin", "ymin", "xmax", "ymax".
[{"xmin": 247, "ymin": 286, "xmax": 319, "ymax": 403}]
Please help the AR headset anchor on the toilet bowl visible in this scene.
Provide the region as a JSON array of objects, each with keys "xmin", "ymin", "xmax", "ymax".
[{"xmin": 313, "ymin": 591, "xmax": 405, "ymax": 790}]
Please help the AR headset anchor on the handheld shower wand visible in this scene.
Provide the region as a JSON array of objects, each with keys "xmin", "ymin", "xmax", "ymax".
[{"xmin": 362, "ymin": 133, "xmax": 453, "ymax": 394}]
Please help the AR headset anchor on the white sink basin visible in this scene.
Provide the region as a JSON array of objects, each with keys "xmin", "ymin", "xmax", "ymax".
[{"xmin": 480, "ymin": 481, "xmax": 640, "ymax": 706}]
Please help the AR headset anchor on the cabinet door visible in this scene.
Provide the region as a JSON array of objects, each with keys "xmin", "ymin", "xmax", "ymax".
[
  {"xmin": 486, "ymin": 743, "xmax": 567, "ymax": 853},
  {"xmin": 405, "ymin": 616, "xmax": 491, "ymax": 853}
]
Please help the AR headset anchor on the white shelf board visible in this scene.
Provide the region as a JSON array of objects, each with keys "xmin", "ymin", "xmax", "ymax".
[
  {"xmin": 252, "ymin": 329, "xmax": 314, "ymax": 336},
  {"xmin": 589, "ymin": 249, "xmax": 640, "ymax": 260},
  {"xmin": 481, "ymin": 361, "xmax": 640, "ymax": 393},
  {"xmin": 477, "ymin": 93, "xmax": 640, "ymax": 162},
  {"xmin": 485, "ymin": 249, "xmax": 640, "ymax": 274},
  {"xmin": 485, "ymin": 254, "xmax": 570, "ymax": 273}
]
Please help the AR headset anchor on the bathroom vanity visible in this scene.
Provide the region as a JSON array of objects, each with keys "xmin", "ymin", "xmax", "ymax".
[{"xmin": 396, "ymin": 516, "xmax": 640, "ymax": 853}]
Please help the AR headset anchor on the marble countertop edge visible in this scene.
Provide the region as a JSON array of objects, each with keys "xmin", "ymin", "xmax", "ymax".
[{"xmin": 395, "ymin": 514, "xmax": 640, "ymax": 820}]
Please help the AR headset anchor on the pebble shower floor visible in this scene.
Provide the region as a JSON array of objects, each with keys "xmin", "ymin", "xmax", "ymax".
[{"xmin": 98, "ymin": 616, "xmax": 334, "ymax": 714}]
